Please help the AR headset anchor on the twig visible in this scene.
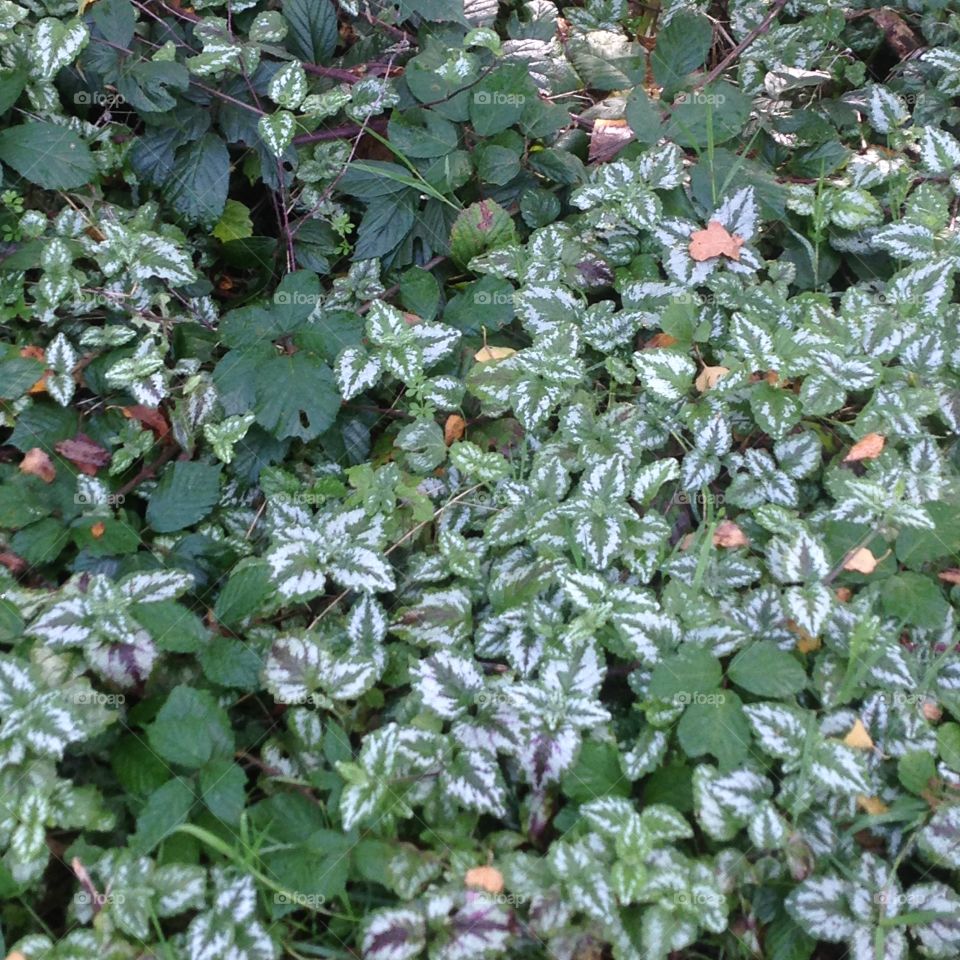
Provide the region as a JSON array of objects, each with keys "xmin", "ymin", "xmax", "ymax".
[
  {"xmin": 114, "ymin": 443, "xmax": 179, "ymax": 498},
  {"xmin": 697, "ymin": 0, "xmax": 789, "ymax": 89},
  {"xmin": 292, "ymin": 115, "xmax": 389, "ymax": 146}
]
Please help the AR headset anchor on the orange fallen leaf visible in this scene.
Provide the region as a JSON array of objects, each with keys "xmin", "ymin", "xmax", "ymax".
[
  {"xmin": 764, "ymin": 370, "xmax": 780, "ymax": 385},
  {"xmin": 20, "ymin": 345, "xmax": 49, "ymax": 394},
  {"xmin": 938, "ymin": 569, "xmax": 960, "ymax": 585},
  {"xmin": 20, "ymin": 447, "xmax": 56, "ymax": 483},
  {"xmin": 90, "ymin": 521, "xmax": 106, "ymax": 539},
  {"xmin": 787, "ymin": 618, "xmax": 821, "ymax": 653},
  {"xmin": 444, "ymin": 414, "xmax": 466, "ymax": 446},
  {"xmin": 843, "ymin": 547, "xmax": 878, "ymax": 575},
  {"xmin": 843, "ymin": 433, "xmax": 885, "ymax": 462},
  {"xmin": 474, "ymin": 345, "xmax": 516, "ymax": 363},
  {"xmin": 921, "ymin": 700, "xmax": 942, "ymax": 723},
  {"xmin": 644, "ymin": 332, "xmax": 678, "ymax": 349},
  {"xmin": 689, "ymin": 220, "xmax": 744, "ymax": 262},
  {"xmin": 713, "ymin": 520, "xmax": 748, "ymax": 548},
  {"xmin": 844, "ymin": 718, "xmax": 874, "ymax": 750},
  {"xmin": 695, "ymin": 365, "xmax": 730, "ymax": 392},
  {"xmin": 857, "ymin": 795, "xmax": 889, "ymax": 816},
  {"xmin": 121, "ymin": 404, "xmax": 170, "ymax": 438},
  {"xmin": 465, "ymin": 866, "xmax": 504, "ymax": 894}
]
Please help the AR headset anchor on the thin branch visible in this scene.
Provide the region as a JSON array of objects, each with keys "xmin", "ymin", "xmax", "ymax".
[{"xmin": 697, "ymin": 0, "xmax": 789, "ymax": 90}]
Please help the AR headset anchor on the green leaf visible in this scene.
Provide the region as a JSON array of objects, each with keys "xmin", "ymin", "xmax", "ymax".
[
  {"xmin": 147, "ymin": 685, "xmax": 235, "ymax": 769},
  {"xmin": 146, "ymin": 462, "xmax": 222, "ymax": 534},
  {"xmin": 881, "ymin": 572, "xmax": 950, "ymax": 628},
  {"xmin": 898, "ymin": 751, "xmax": 938, "ymax": 795},
  {"xmin": 132, "ymin": 778, "xmax": 195, "ymax": 853},
  {"xmin": 214, "ymin": 559, "xmax": 274, "ymax": 627},
  {"xmin": 938, "ymin": 723, "xmax": 960, "ymax": 772},
  {"xmin": 199, "ymin": 759, "xmax": 246, "ymax": 823},
  {"xmin": 651, "ymin": 12, "xmax": 713, "ymax": 94},
  {"xmin": 168, "ymin": 133, "xmax": 229, "ymax": 226},
  {"xmin": 0, "ymin": 121, "xmax": 95, "ymax": 189},
  {"xmin": 678, "ymin": 692, "xmax": 750, "ymax": 769},
  {"xmin": 728, "ymin": 643, "xmax": 808, "ymax": 697},
  {"xmin": 213, "ymin": 200, "xmax": 254, "ymax": 243},
  {"xmin": 625, "ymin": 87, "xmax": 663, "ymax": 144},
  {"xmin": 199, "ymin": 636, "xmax": 264, "ymax": 691},
  {"xmin": 649, "ymin": 648, "xmax": 722, "ymax": 701},
  {"xmin": 449, "ymin": 199, "xmax": 517, "ymax": 268},
  {"xmin": 284, "ymin": 0, "xmax": 337, "ymax": 63},
  {"xmin": 252, "ymin": 351, "xmax": 340, "ymax": 442}
]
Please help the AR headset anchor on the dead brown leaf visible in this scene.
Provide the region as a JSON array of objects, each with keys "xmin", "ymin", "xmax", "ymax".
[
  {"xmin": 835, "ymin": 587, "xmax": 853, "ymax": 603},
  {"xmin": 689, "ymin": 220, "xmax": 744, "ymax": 262},
  {"xmin": 20, "ymin": 447, "xmax": 56, "ymax": 483},
  {"xmin": 843, "ymin": 432, "xmax": 885, "ymax": 462},
  {"xmin": 444, "ymin": 414, "xmax": 466, "ymax": 446},
  {"xmin": 713, "ymin": 520, "xmax": 748, "ymax": 548},
  {"xmin": 842, "ymin": 547, "xmax": 878, "ymax": 575},
  {"xmin": 695, "ymin": 365, "xmax": 730, "ymax": 392},
  {"xmin": 938, "ymin": 569, "xmax": 960, "ymax": 585},
  {"xmin": 588, "ymin": 118, "xmax": 634, "ymax": 164},
  {"xmin": 464, "ymin": 866, "xmax": 504, "ymax": 894},
  {"xmin": 55, "ymin": 435, "xmax": 111, "ymax": 475},
  {"xmin": 844, "ymin": 718, "xmax": 874, "ymax": 750},
  {"xmin": 0, "ymin": 551, "xmax": 27, "ymax": 576}
]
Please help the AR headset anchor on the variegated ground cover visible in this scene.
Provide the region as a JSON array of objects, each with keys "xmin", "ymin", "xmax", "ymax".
[{"xmin": 1, "ymin": 0, "xmax": 960, "ymax": 958}]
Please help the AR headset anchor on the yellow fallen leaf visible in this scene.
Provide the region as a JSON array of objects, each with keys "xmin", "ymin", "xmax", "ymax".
[
  {"xmin": 688, "ymin": 220, "xmax": 744, "ymax": 261},
  {"xmin": 844, "ymin": 718, "xmax": 874, "ymax": 750},
  {"xmin": 474, "ymin": 345, "xmax": 516, "ymax": 363},
  {"xmin": 713, "ymin": 520, "xmax": 748, "ymax": 548},
  {"xmin": 844, "ymin": 432, "xmax": 885, "ymax": 462},
  {"xmin": 857, "ymin": 795, "xmax": 889, "ymax": 815},
  {"xmin": 465, "ymin": 865, "xmax": 504, "ymax": 894},
  {"xmin": 843, "ymin": 547, "xmax": 878, "ymax": 574},
  {"xmin": 695, "ymin": 365, "xmax": 730, "ymax": 392}
]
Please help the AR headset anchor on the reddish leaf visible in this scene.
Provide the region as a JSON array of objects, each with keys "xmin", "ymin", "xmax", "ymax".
[{"xmin": 55, "ymin": 434, "xmax": 111, "ymax": 475}]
